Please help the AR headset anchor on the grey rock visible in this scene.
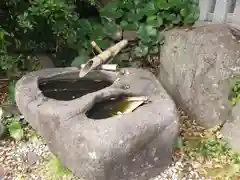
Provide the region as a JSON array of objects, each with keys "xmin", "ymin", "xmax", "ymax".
[
  {"xmin": 15, "ymin": 67, "xmax": 179, "ymax": 180},
  {"xmin": 221, "ymin": 102, "xmax": 240, "ymax": 152},
  {"xmin": 106, "ymin": 25, "xmax": 122, "ymax": 41},
  {"xmin": 0, "ymin": 166, "xmax": 4, "ymax": 179},
  {"xmin": 0, "ymin": 104, "xmax": 21, "ymax": 118},
  {"xmin": 122, "ymin": 30, "xmax": 138, "ymax": 41},
  {"xmin": 24, "ymin": 151, "xmax": 41, "ymax": 166},
  {"xmin": 157, "ymin": 24, "xmax": 240, "ymax": 128},
  {"xmin": 36, "ymin": 54, "xmax": 55, "ymax": 69},
  {"xmin": 0, "ymin": 121, "xmax": 5, "ymax": 139},
  {"xmin": 114, "ymin": 53, "xmax": 130, "ymax": 62}
]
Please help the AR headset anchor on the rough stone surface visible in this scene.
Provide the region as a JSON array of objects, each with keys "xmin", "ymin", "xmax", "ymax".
[
  {"xmin": 0, "ymin": 166, "xmax": 4, "ymax": 179},
  {"xmin": 122, "ymin": 30, "xmax": 138, "ymax": 41},
  {"xmin": 25, "ymin": 151, "xmax": 41, "ymax": 166},
  {"xmin": 221, "ymin": 102, "xmax": 240, "ymax": 152},
  {"xmin": 15, "ymin": 67, "xmax": 179, "ymax": 180},
  {"xmin": 157, "ymin": 24, "xmax": 240, "ymax": 128}
]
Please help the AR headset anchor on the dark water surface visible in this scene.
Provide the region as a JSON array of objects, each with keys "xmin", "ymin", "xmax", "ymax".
[
  {"xmin": 39, "ymin": 79, "xmax": 113, "ymax": 101},
  {"xmin": 86, "ymin": 95, "xmax": 134, "ymax": 119}
]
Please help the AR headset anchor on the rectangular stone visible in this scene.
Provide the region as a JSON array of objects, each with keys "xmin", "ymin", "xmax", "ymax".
[
  {"xmin": 232, "ymin": 0, "xmax": 240, "ymax": 24},
  {"xmin": 213, "ymin": 0, "xmax": 232, "ymax": 23},
  {"xmin": 199, "ymin": 0, "xmax": 215, "ymax": 21}
]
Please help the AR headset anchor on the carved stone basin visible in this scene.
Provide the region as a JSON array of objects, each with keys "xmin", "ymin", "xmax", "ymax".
[{"xmin": 15, "ymin": 67, "xmax": 179, "ymax": 180}]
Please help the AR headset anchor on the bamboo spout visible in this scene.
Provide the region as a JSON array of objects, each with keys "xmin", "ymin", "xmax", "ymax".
[{"xmin": 79, "ymin": 40, "xmax": 128, "ymax": 78}]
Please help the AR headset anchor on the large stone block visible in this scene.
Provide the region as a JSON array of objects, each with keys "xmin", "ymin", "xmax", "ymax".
[
  {"xmin": 221, "ymin": 102, "xmax": 240, "ymax": 152},
  {"xmin": 15, "ymin": 67, "xmax": 179, "ymax": 180},
  {"xmin": 158, "ymin": 24, "xmax": 240, "ymax": 128}
]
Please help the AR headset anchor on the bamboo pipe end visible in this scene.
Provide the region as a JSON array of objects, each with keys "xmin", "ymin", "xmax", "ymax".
[{"xmin": 79, "ymin": 60, "xmax": 94, "ymax": 78}]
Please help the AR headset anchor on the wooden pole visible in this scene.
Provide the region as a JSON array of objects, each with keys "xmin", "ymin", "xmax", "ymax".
[{"xmin": 79, "ymin": 40, "xmax": 128, "ymax": 78}]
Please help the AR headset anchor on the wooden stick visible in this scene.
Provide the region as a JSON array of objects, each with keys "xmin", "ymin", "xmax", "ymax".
[
  {"xmin": 122, "ymin": 96, "xmax": 149, "ymax": 114},
  {"xmin": 91, "ymin": 41, "xmax": 103, "ymax": 54},
  {"xmin": 80, "ymin": 64, "xmax": 118, "ymax": 71},
  {"xmin": 79, "ymin": 39, "xmax": 128, "ymax": 78},
  {"xmin": 122, "ymin": 101, "xmax": 145, "ymax": 114},
  {"xmin": 0, "ymin": 77, "xmax": 9, "ymax": 81},
  {"xmin": 91, "ymin": 41, "xmax": 114, "ymax": 65},
  {"xmin": 126, "ymin": 96, "xmax": 149, "ymax": 102}
]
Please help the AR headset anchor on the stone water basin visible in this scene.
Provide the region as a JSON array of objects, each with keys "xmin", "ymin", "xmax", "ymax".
[{"xmin": 15, "ymin": 67, "xmax": 179, "ymax": 180}]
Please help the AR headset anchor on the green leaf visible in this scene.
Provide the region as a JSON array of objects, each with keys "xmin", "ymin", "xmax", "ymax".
[
  {"xmin": 144, "ymin": 1, "xmax": 158, "ymax": 16},
  {"xmin": 101, "ymin": 1, "xmax": 119, "ymax": 11},
  {"xmin": 100, "ymin": 1, "xmax": 123, "ymax": 19},
  {"xmin": 135, "ymin": 8, "xmax": 147, "ymax": 19},
  {"xmin": 113, "ymin": 53, "xmax": 130, "ymax": 64},
  {"xmin": 137, "ymin": 24, "xmax": 157, "ymax": 44},
  {"xmin": 71, "ymin": 54, "xmax": 90, "ymax": 67},
  {"xmin": 103, "ymin": 21, "xmax": 119, "ymax": 36},
  {"xmin": 174, "ymin": 136, "xmax": 184, "ymax": 148},
  {"xmin": 157, "ymin": 0, "xmax": 171, "ymax": 10},
  {"xmin": 180, "ymin": 8, "xmax": 188, "ymax": 17},
  {"xmin": 91, "ymin": 23, "xmax": 106, "ymax": 40},
  {"xmin": 191, "ymin": 0, "xmax": 199, "ymax": 5},
  {"xmin": 0, "ymin": 31, "xmax": 4, "ymax": 41},
  {"xmin": 137, "ymin": 29, "xmax": 151, "ymax": 44},
  {"xmin": 146, "ymin": 15, "xmax": 163, "ymax": 27},
  {"xmin": 138, "ymin": 24, "xmax": 156, "ymax": 37},
  {"xmin": 47, "ymin": 155, "xmax": 72, "ymax": 176},
  {"xmin": 167, "ymin": 0, "xmax": 185, "ymax": 8},
  {"xmin": 120, "ymin": 21, "xmax": 138, "ymax": 31},
  {"xmin": 134, "ymin": 44, "xmax": 149, "ymax": 57},
  {"xmin": 94, "ymin": 39, "xmax": 112, "ymax": 49},
  {"xmin": 136, "ymin": 2, "xmax": 158, "ymax": 16},
  {"xmin": 149, "ymin": 46, "xmax": 159, "ymax": 54},
  {"xmin": 165, "ymin": 23, "xmax": 174, "ymax": 29},
  {"xmin": 7, "ymin": 121, "xmax": 24, "ymax": 141},
  {"xmin": 134, "ymin": 0, "xmax": 145, "ymax": 8},
  {"xmin": 164, "ymin": 13, "xmax": 181, "ymax": 24},
  {"xmin": 8, "ymin": 80, "xmax": 16, "ymax": 104},
  {"xmin": 183, "ymin": 11, "xmax": 200, "ymax": 25},
  {"xmin": 145, "ymin": 25, "xmax": 157, "ymax": 37},
  {"xmin": 125, "ymin": 10, "xmax": 143, "ymax": 21},
  {"xmin": 78, "ymin": 19, "xmax": 93, "ymax": 36},
  {"xmin": 158, "ymin": 32, "xmax": 165, "ymax": 45},
  {"xmin": 82, "ymin": 40, "xmax": 93, "ymax": 51},
  {"xmin": 102, "ymin": 20, "xmax": 122, "ymax": 40},
  {"xmin": 119, "ymin": 0, "xmax": 134, "ymax": 9},
  {"xmin": 113, "ymin": 53, "xmax": 130, "ymax": 67},
  {"xmin": 117, "ymin": 61, "xmax": 132, "ymax": 68},
  {"xmin": 172, "ymin": 14, "xmax": 181, "ymax": 24},
  {"xmin": 129, "ymin": 62, "xmax": 139, "ymax": 68}
]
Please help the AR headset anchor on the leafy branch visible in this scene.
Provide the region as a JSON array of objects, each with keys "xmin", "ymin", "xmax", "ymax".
[
  {"xmin": 99, "ymin": 0, "xmax": 199, "ymax": 58},
  {"xmin": 231, "ymin": 81, "xmax": 240, "ymax": 105},
  {"xmin": 0, "ymin": 0, "xmax": 200, "ymax": 73}
]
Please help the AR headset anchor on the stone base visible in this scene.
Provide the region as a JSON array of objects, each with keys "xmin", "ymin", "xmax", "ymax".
[{"xmin": 15, "ymin": 67, "xmax": 179, "ymax": 180}]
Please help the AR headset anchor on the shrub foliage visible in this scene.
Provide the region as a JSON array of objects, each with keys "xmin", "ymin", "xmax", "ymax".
[{"xmin": 0, "ymin": 0, "xmax": 199, "ymax": 75}]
